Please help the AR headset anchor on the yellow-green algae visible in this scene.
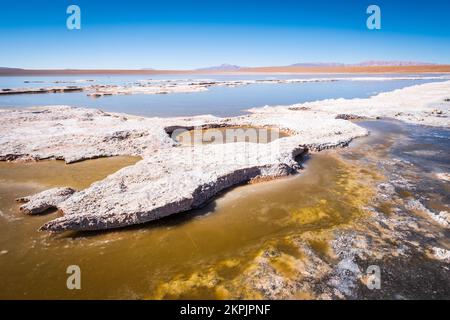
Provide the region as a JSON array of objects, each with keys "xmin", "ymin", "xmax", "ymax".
[{"xmin": 150, "ymin": 152, "xmax": 383, "ymax": 299}]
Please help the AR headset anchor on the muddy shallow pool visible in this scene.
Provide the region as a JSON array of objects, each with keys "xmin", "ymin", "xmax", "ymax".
[{"xmin": 173, "ymin": 126, "xmax": 291, "ymax": 145}]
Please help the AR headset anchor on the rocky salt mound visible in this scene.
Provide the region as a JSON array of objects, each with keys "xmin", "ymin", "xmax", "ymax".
[
  {"xmin": 16, "ymin": 187, "xmax": 76, "ymax": 215},
  {"xmin": 1, "ymin": 81, "xmax": 449, "ymax": 232},
  {"xmin": 0, "ymin": 86, "xmax": 84, "ymax": 95}
]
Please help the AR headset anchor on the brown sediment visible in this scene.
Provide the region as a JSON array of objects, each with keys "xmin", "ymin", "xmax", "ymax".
[
  {"xmin": 0, "ymin": 156, "xmax": 141, "ymax": 190},
  {"xmin": 375, "ymin": 201, "xmax": 394, "ymax": 216},
  {"xmin": 398, "ymin": 189, "xmax": 414, "ymax": 199},
  {"xmin": 307, "ymin": 239, "xmax": 331, "ymax": 257},
  {"xmin": 249, "ymin": 174, "xmax": 293, "ymax": 184}
]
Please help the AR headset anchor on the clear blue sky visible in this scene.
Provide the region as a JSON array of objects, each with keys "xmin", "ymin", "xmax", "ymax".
[{"xmin": 1, "ymin": 0, "xmax": 449, "ymax": 69}]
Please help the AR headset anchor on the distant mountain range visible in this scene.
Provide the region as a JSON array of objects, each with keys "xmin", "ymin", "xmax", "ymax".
[
  {"xmin": 195, "ymin": 61, "xmax": 436, "ymax": 70},
  {"xmin": 196, "ymin": 63, "xmax": 242, "ymax": 71},
  {"xmin": 289, "ymin": 61, "xmax": 436, "ymax": 67},
  {"xmin": 0, "ymin": 61, "xmax": 447, "ymax": 75}
]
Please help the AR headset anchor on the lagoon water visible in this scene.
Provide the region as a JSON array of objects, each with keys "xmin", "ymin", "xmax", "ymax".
[
  {"xmin": 0, "ymin": 74, "xmax": 448, "ymax": 117},
  {"xmin": 0, "ymin": 75, "xmax": 449, "ymax": 299}
]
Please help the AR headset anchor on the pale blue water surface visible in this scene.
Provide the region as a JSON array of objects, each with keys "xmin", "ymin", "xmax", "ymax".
[{"xmin": 0, "ymin": 74, "xmax": 448, "ymax": 117}]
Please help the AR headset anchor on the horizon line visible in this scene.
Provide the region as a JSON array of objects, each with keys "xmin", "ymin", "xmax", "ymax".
[{"xmin": 2, "ymin": 64, "xmax": 450, "ymax": 76}]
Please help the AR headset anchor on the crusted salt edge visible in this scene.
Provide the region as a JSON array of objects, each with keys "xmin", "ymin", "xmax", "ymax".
[
  {"xmin": 0, "ymin": 106, "xmax": 365, "ymax": 232},
  {"xmin": 87, "ymin": 84, "xmax": 209, "ymax": 96},
  {"xmin": 405, "ymin": 199, "xmax": 450, "ymax": 228},
  {"xmin": 16, "ymin": 187, "xmax": 76, "ymax": 215},
  {"xmin": 1, "ymin": 81, "xmax": 449, "ymax": 232},
  {"xmin": 247, "ymin": 80, "xmax": 450, "ymax": 127},
  {"xmin": 430, "ymin": 247, "xmax": 450, "ymax": 263},
  {"xmin": 0, "ymin": 86, "xmax": 84, "ymax": 95}
]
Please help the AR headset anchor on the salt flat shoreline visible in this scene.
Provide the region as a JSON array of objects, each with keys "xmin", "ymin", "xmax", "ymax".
[{"xmin": 0, "ymin": 81, "xmax": 449, "ymax": 232}]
